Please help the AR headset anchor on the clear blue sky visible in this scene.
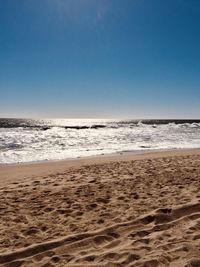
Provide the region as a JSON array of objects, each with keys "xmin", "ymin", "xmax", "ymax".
[{"xmin": 0, "ymin": 0, "xmax": 200, "ymax": 118}]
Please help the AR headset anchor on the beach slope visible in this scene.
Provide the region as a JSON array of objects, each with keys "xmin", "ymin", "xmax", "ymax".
[{"xmin": 0, "ymin": 149, "xmax": 200, "ymax": 266}]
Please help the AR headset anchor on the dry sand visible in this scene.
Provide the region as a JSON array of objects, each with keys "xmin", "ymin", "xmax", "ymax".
[{"xmin": 0, "ymin": 149, "xmax": 200, "ymax": 267}]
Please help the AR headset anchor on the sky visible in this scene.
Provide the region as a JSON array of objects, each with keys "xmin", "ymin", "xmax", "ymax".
[{"xmin": 0, "ymin": 0, "xmax": 200, "ymax": 119}]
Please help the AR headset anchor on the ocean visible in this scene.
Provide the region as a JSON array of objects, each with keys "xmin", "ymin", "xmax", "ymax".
[{"xmin": 0, "ymin": 118, "xmax": 200, "ymax": 164}]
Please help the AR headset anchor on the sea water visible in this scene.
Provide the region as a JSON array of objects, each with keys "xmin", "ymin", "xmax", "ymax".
[{"xmin": 0, "ymin": 118, "xmax": 200, "ymax": 164}]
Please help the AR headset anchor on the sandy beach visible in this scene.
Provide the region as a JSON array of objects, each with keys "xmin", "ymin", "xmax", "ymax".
[{"xmin": 0, "ymin": 149, "xmax": 200, "ymax": 267}]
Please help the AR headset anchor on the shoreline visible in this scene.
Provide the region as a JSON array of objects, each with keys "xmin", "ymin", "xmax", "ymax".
[
  {"xmin": 1, "ymin": 147, "xmax": 200, "ymax": 166},
  {"xmin": 0, "ymin": 147, "xmax": 200, "ymax": 186}
]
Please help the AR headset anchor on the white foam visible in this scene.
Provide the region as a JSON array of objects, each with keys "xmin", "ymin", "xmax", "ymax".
[{"xmin": 0, "ymin": 120, "xmax": 200, "ymax": 164}]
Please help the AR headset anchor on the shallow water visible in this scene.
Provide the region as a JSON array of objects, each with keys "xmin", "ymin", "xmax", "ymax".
[{"xmin": 0, "ymin": 118, "xmax": 200, "ymax": 163}]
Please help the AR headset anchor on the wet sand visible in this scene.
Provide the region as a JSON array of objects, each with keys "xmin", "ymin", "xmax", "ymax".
[{"xmin": 0, "ymin": 149, "xmax": 200, "ymax": 266}]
